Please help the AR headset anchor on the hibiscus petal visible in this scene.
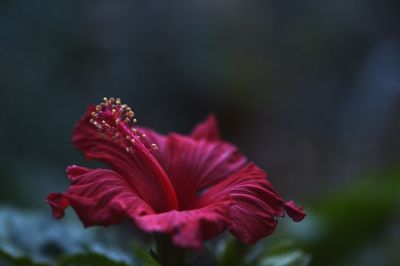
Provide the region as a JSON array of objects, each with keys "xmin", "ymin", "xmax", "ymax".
[
  {"xmin": 46, "ymin": 166, "xmax": 155, "ymax": 227},
  {"xmin": 137, "ymin": 113, "xmax": 221, "ymax": 149},
  {"xmin": 135, "ymin": 197, "xmax": 231, "ymax": 249},
  {"xmin": 135, "ymin": 117, "xmax": 246, "ymax": 210},
  {"xmin": 285, "ymin": 200, "xmax": 306, "ymax": 222},
  {"xmin": 152, "ymin": 133, "xmax": 247, "ymax": 210},
  {"xmin": 46, "ymin": 193, "xmax": 69, "ymax": 219},
  {"xmin": 72, "ymin": 106, "xmax": 178, "ymax": 212},
  {"xmin": 191, "ymin": 114, "xmax": 221, "ymax": 141},
  {"xmin": 198, "ymin": 163, "xmax": 304, "ymax": 244}
]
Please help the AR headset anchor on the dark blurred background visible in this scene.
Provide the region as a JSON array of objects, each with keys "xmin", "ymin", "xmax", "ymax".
[{"xmin": 0, "ymin": 1, "xmax": 399, "ymax": 266}]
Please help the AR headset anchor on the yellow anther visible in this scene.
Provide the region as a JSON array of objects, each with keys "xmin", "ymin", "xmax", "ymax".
[
  {"xmin": 150, "ymin": 143, "xmax": 158, "ymax": 150},
  {"xmin": 116, "ymin": 98, "xmax": 121, "ymax": 105},
  {"xmin": 103, "ymin": 97, "xmax": 108, "ymax": 103},
  {"xmin": 101, "ymin": 120, "xmax": 110, "ymax": 128}
]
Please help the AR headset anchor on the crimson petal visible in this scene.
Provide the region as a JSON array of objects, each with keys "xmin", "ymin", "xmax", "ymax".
[
  {"xmin": 152, "ymin": 133, "xmax": 246, "ymax": 210},
  {"xmin": 135, "ymin": 197, "xmax": 231, "ymax": 249},
  {"xmin": 46, "ymin": 193, "xmax": 69, "ymax": 219},
  {"xmin": 72, "ymin": 106, "xmax": 178, "ymax": 212},
  {"xmin": 285, "ymin": 200, "xmax": 306, "ymax": 222},
  {"xmin": 46, "ymin": 166, "xmax": 154, "ymax": 227},
  {"xmin": 191, "ymin": 114, "xmax": 221, "ymax": 141},
  {"xmin": 198, "ymin": 163, "xmax": 304, "ymax": 244}
]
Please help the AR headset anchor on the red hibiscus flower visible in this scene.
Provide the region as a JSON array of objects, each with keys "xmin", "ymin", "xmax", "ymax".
[{"xmin": 46, "ymin": 97, "xmax": 305, "ymax": 249}]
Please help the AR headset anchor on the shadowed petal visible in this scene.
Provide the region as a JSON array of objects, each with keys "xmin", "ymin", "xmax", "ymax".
[
  {"xmin": 135, "ymin": 127, "xmax": 246, "ymax": 210},
  {"xmin": 46, "ymin": 193, "xmax": 69, "ymax": 219},
  {"xmin": 153, "ymin": 133, "xmax": 246, "ymax": 209},
  {"xmin": 135, "ymin": 198, "xmax": 231, "ymax": 249},
  {"xmin": 191, "ymin": 114, "xmax": 221, "ymax": 141},
  {"xmin": 46, "ymin": 166, "xmax": 154, "ymax": 227},
  {"xmin": 73, "ymin": 106, "xmax": 178, "ymax": 212},
  {"xmin": 198, "ymin": 163, "xmax": 305, "ymax": 244},
  {"xmin": 285, "ymin": 200, "xmax": 306, "ymax": 222},
  {"xmin": 136, "ymin": 116, "xmax": 245, "ymax": 209}
]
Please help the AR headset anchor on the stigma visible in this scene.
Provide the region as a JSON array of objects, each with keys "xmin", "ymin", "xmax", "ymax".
[
  {"xmin": 89, "ymin": 97, "xmax": 157, "ymax": 153},
  {"xmin": 90, "ymin": 97, "xmax": 136, "ymax": 128}
]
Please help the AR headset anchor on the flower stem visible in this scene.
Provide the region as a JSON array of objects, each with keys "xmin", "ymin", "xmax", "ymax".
[{"xmin": 154, "ymin": 234, "xmax": 186, "ymax": 266}]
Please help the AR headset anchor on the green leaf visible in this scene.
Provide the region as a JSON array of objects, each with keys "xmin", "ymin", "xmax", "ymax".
[
  {"xmin": 259, "ymin": 250, "xmax": 311, "ymax": 266},
  {"xmin": 0, "ymin": 249, "xmax": 49, "ymax": 266},
  {"xmin": 218, "ymin": 237, "xmax": 251, "ymax": 266},
  {"xmin": 57, "ymin": 253, "xmax": 128, "ymax": 266},
  {"xmin": 131, "ymin": 244, "xmax": 160, "ymax": 266},
  {"xmin": 255, "ymin": 240, "xmax": 310, "ymax": 266}
]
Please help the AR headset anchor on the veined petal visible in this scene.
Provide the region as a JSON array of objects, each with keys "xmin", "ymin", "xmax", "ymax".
[
  {"xmin": 135, "ymin": 197, "xmax": 231, "ymax": 249},
  {"xmin": 198, "ymin": 163, "xmax": 305, "ymax": 244},
  {"xmin": 191, "ymin": 114, "xmax": 220, "ymax": 141},
  {"xmin": 152, "ymin": 133, "xmax": 246, "ymax": 210},
  {"xmin": 73, "ymin": 105, "xmax": 178, "ymax": 212},
  {"xmin": 46, "ymin": 166, "xmax": 155, "ymax": 227},
  {"xmin": 136, "ymin": 116, "xmax": 245, "ymax": 209}
]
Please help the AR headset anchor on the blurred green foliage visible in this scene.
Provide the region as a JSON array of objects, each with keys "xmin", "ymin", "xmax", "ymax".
[
  {"xmin": 218, "ymin": 237, "xmax": 251, "ymax": 266},
  {"xmin": 0, "ymin": 250, "xmax": 129, "ymax": 266},
  {"xmin": 0, "ymin": 249, "xmax": 48, "ymax": 266},
  {"xmin": 57, "ymin": 253, "xmax": 128, "ymax": 266},
  {"xmin": 218, "ymin": 238, "xmax": 310, "ymax": 266},
  {"xmin": 301, "ymin": 166, "xmax": 400, "ymax": 266},
  {"xmin": 131, "ymin": 245, "xmax": 160, "ymax": 266}
]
